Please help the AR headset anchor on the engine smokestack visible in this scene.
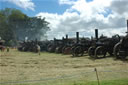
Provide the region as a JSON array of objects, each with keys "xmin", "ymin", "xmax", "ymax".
[
  {"xmin": 66, "ymin": 34, "xmax": 68, "ymax": 40},
  {"xmin": 126, "ymin": 20, "xmax": 128, "ymax": 34},
  {"xmin": 76, "ymin": 32, "xmax": 79, "ymax": 43},
  {"xmin": 95, "ymin": 29, "xmax": 98, "ymax": 40}
]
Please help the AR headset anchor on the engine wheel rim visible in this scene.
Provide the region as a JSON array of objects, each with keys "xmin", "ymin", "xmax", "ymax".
[
  {"xmin": 113, "ymin": 42, "xmax": 121, "ymax": 59},
  {"xmin": 71, "ymin": 46, "xmax": 76, "ymax": 56},
  {"xmin": 88, "ymin": 47, "xmax": 95, "ymax": 58},
  {"xmin": 95, "ymin": 46, "xmax": 106, "ymax": 58},
  {"xmin": 74, "ymin": 46, "xmax": 84, "ymax": 57}
]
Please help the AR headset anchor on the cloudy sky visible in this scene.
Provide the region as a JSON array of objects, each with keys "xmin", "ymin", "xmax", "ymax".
[{"xmin": 0, "ymin": 0, "xmax": 128, "ymax": 40}]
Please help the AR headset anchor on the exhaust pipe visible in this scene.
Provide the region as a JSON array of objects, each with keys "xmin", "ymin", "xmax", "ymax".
[
  {"xmin": 62, "ymin": 37, "xmax": 64, "ymax": 40},
  {"xmin": 66, "ymin": 34, "xmax": 68, "ymax": 40},
  {"xmin": 95, "ymin": 29, "xmax": 98, "ymax": 40},
  {"xmin": 76, "ymin": 32, "xmax": 79, "ymax": 44},
  {"xmin": 126, "ymin": 20, "xmax": 128, "ymax": 34}
]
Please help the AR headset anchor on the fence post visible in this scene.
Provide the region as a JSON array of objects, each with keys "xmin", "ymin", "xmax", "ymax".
[{"xmin": 94, "ymin": 68, "xmax": 100, "ymax": 85}]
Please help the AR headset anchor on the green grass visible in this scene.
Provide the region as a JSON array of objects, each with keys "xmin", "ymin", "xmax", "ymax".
[
  {"xmin": 70, "ymin": 78, "xmax": 128, "ymax": 85},
  {"xmin": 3, "ymin": 78, "xmax": 128, "ymax": 85},
  {"xmin": 84, "ymin": 78, "xmax": 128, "ymax": 85}
]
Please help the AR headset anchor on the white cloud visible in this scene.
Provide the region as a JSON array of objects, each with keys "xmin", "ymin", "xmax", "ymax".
[
  {"xmin": 7, "ymin": 0, "xmax": 35, "ymax": 11},
  {"xmin": 36, "ymin": 0, "xmax": 128, "ymax": 40},
  {"xmin": 59, "ymin": 0, "xmax": 76, "ymax": 5}
]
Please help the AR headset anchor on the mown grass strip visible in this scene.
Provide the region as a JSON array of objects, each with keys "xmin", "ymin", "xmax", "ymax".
[
  {"xmin": 73, "ymin": 78, "xmax": 128, "ymax": 85},
  {"xmin": 3, "ymin": 78, "xmax": 127, "ymax": 85}
]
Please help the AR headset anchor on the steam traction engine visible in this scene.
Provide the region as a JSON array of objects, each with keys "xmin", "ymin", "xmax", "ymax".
[
  {"xmin": 88, "ymin": 29, "xmax": 120, "ymax": 58},
  {"xmin": 47, "ymin": 38, "xmax": 65, "ymax": 53},
  {"xmin": 71, "ymin": 32, "xmax": 92, "ymax": 57},
  {"xmin": 114, "ymin": 20, "xmax": 128, "ymax": 60},
  {"xmin": 61, "ymin": 35, "xmax": 75, "ymax": 55}
]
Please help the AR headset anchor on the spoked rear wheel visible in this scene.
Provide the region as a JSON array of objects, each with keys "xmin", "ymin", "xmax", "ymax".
[
  {"xmin": 74, "ymin": 46, "xmax": 84, "ymax": 57},
  {"xmin": 113, "ymin": 42, "xmax": 121, "ymax": 59},
  {"xmin": 55, "ymin": 46, "xmax": 62, "ymax": 53},
  {"xmin": 95, "ymin": 46, "xmax": 106, "ymax": 59},
  {"xmin": 71, "ymin": 46, "xmax": 76, "ymax": 57},
  {"xmin": 88, "ymin": 46, "xmax": 95, "ymax": 58},
  {"xmin": 63, "ymin": 46, "xmax": 72, "ymax": 54}
]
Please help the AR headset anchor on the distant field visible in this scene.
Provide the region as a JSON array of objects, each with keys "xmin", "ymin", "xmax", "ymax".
[{"xmin": 0, "ymin": 49, "xmax": 128, "ymax": 85}]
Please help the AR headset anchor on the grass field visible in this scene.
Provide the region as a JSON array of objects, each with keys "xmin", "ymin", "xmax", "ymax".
[{"xmin": 0, "ymin": 49, "xmax": 128, "ymax": 85}]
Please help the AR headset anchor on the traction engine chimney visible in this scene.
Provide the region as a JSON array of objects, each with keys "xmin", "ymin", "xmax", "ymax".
[{"xmin": 95, "ymin": 29, "xmax": 98, "ymax": 40}]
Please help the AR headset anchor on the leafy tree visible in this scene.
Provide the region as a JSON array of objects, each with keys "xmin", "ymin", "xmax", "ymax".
[
  {"xmin": 0, "ymin": 8, "xmax": 50, "ymax": 46},
  {"xmin": 0, "ymin": 10, "xmax": 15, "ymax": 45}
]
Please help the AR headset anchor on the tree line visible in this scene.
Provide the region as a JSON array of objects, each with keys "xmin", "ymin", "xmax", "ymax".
[{"xmin": 0, "ymin": 8, "xmax": 50, "ymax": 46}]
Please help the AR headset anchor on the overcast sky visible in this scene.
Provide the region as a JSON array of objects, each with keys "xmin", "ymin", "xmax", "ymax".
[{"xmin": 0, "ymin": 0, "xmax": 128, "ymax": 40}]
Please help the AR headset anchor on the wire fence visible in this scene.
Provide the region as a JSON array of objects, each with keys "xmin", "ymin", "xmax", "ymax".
[{"xmin": 0, "ymin": 69, "xmax": 128, "ymax": 85}]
